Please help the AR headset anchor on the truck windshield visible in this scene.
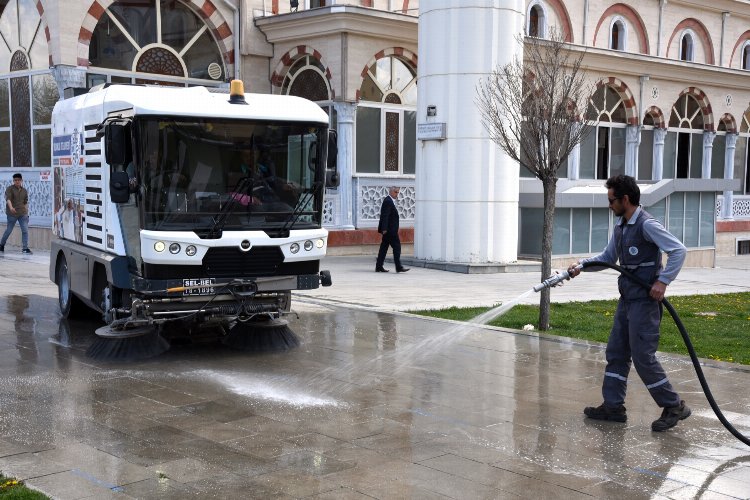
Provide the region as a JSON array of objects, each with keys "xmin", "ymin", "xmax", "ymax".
[{"xmin": 133, "ymin": 117, "xmax": 327, "ymax": 233}]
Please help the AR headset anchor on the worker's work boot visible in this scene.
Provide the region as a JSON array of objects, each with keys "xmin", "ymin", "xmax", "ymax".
[
  {"xmin": 651, "ymin": 400, "xmax": 691, "ymax": 432},
  {"xmin": 583, "ymin": 403, "xmax": 627, "ymax": 422}
]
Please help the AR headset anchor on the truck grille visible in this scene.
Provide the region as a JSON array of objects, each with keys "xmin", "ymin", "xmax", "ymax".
[
  {"xmin": 204, "ymin": 246, "xmax": 283, "ymax": 277},
  {"xmin": 142, "ymin": 246, "xmax": 319, "ymax": 280}
]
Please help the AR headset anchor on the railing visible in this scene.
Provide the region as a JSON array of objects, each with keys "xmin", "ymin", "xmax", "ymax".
[
  {"xmin": 323, "ymin": 177, "xmax": 416, "ymax": 229},
  {"xmin": 0, "ymin": 168, "xmax": 52, "ymax": 227},
  {"xmin": 717, "ymin": 194, "xmax": 750, "ymax": 219},
  {"xmin": 351, "ymin": 176, "xmax": 415, "ymax": 228}
]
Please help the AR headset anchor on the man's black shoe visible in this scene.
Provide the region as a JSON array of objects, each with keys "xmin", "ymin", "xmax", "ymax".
[
  {"xmin": 651, "ymin": 400, "xmax": 691, "ymax": 432},
  {"xmin": 396, "ymin": 267, "xmax": 410, "ymax": 273},
  {"xmin": 0, "ymin": 244, "xmax": 4, "ymax": 252},
  {"xmin": 22, "ymin": 248, "xmax": 32, "ymax": 254},
  {"xmin": 375, "ymin": 267, "xmax": 389, "ymax": 272},
  {"xmin": 583, "ymin": 403, "xmax": 627, "ymax": 422}
]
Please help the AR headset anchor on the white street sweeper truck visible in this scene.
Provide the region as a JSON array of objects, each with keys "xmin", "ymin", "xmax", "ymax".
[{"xmin": 50, "ymin": 81, "xmax": 337, "ymax": 359}]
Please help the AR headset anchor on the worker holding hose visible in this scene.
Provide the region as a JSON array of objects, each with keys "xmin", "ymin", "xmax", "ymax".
[{"xmin": 567, "ymin": 175, "xmax": 690, "ymax": 432}]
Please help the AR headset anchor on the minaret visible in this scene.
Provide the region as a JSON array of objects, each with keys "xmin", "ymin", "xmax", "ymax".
[{"xmin": 415, "ymin": 0, "xmax": 524, "ymax": 265}]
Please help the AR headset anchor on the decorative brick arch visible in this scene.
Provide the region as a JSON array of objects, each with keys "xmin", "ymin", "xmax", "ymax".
[
  {"xmin": 356, "ymin": 47, "xmax": 418, "ymax": 101},
  {"xmin": 676, "ymin": 87, "xmax": 714, "ymax": 131},
  {"xmin": 566, "ymin": 98, "xmax": 585, "ymax": 122},
  {"xmin": 592, "ymin": 3, "xmax": 649, "ymax": 54},
  {"xmin": 32, "ymin": 0, "xmax": 54, "ymax": 67},
  {"xmin": 595, "ymin": 77, "xmax": 638, "ymax": 125},
  {"xmin": 718, "ymin": 113, "xmax": 737, "ymax": 133},
  {"xmin": 76, "ymin": 0, "xmax": 234, "ymax": 73},
  {"xmin": 539, "ymin": 0, "xmax": 573, "ymax": 43},
  {"xmin": 667, "ymin": 18, "xmax": 714, "ymax": 65},
  {"xmin": 271, "ymin": 46, "xmax": 335, "ymax": 99},
  {"xmin": 644, "ymin": 106, "xmax": 665, "ymax": 129},
  {"xmin": 730, "ymin": 30, "xmax": 750, "ymax": 68}
]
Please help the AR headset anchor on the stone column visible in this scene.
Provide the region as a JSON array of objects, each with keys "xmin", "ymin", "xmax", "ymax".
[
  {"xmin": 568, "ymin": 123, "xmax": 581, "ymax": 180},
  {"xmin": 416, "ymin": 0, "xmax": 523, "ymax": 264},
  {"xmin": 721, "ymin": 133, "xmax": 738, "ymax": 220},
  {"xmin": 332, "ymin": 102, "xmax": 356, "ymax": 229},
  {"xmin": 625, "ymin": 125, "xmax": 640, "ymax": 178},
  {"xmin": 51, "ymin": 65, "xmax": 87, "ymax": 100},
  {"xmin": 652, "ymin": 128, "xmax": 667, "ymax": 180},
  {"xmin": 702, "ymin": 131, "xmax": 715, "ymax": 179}
]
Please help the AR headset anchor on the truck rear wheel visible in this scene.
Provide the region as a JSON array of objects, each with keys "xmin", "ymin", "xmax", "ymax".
[{"xmin": 57, "ymin": 255, "xmax": 87, "ymax": 319}]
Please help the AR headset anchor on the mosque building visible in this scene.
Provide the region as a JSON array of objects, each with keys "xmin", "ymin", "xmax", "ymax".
[{"xmin": 1, "ymin": 0, "xmax": 748, "ymax": 263}]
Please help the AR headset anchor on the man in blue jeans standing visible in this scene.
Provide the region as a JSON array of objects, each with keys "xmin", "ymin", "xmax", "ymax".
[{"xmin": 0, "ymin": 173, "xmax": 32, "ymax": 254}]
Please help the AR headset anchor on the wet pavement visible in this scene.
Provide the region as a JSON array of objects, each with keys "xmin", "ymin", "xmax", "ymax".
[{"xmin": 0, "ymin": 249, "xmax": 749, "ymax": 499}]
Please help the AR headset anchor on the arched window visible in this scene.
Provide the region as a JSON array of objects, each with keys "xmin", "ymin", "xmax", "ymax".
[
  {"xmin": 610, "ymin": 19, "xmax": 626, "ymax": 51},
  {"xmin": 528, "ymin": 4, "xmax": 545, "ymax": 38},
  {"xmin": 582, "ymin": 85, "xmax": 627, "ymax": 179},
  {"xmin": 281, "ymin": 55, "xmax": 331, "ymax": 102},
  {"xmin": 667, "ymin": 94, "xmax": 705, "ymax": 178},
  {"xmin": 0, "ymin": 0, "xmax": 58, "ymax": 170},
  {"xmin": 356, "ymin": 55, "xmax": 417, "ymax": 175},
  {"xmin": 743, "ymin": 42, "xmax": 750, "ymax": 70},
  {"xmin": 88, "ymin": 0, "xmax": 226, "ymax": 86},
  {"xmin": 680, "ymin": 32, "xmax": 694, "ymax": 61}
]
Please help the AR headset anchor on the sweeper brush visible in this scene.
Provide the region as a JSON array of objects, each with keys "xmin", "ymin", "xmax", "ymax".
[
  {"xmin": 222, "ymin": 317, "xmax": 300, "ymax": 352},
  {"xmin": 86, "ymin": 324, "xmax": 170, "ymax": 362}
]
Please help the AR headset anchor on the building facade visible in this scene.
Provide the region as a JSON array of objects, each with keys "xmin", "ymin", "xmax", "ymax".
[
  {"xmin": 512, "ymin": 0, "xmax": 750, "ymax": 265},
  {"xmin": 0, "ymin": 0, "xmax": 748, "ymax": 261}
]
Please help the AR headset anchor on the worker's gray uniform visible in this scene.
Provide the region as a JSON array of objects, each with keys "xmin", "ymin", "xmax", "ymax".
[{"xmin": 582, "ymin": 207, "xmax": 686, "ymax": 408}]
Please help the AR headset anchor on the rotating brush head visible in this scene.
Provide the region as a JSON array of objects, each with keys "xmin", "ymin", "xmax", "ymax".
[
  {"xmin": 222, "ymin": 318, "xmax": 300, "ymax": 352},
  {"xmin": 86, "ymin": 325, "xmax": 170, "ymax": 362}
]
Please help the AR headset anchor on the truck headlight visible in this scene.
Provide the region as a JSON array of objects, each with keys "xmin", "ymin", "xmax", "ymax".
[
  {"xmin": 185, "ymin": 245, "xmax": 197, "ymax": 256},
  {"xmin": 169, "ymin": 243, "xmax": 181, "ymax": 254},
  {"xmin": 316, "ymin": 238, "xmax": 324, "ymax": 248},
  {"xmin": 154, "ymin": 241, "xmax": 166, "ymax": 252},
  {"xmin": 304, "ymin": 240, "xmax": 313, "ymax": 251},
  {"xmin": 290, "ymin": 242, "xmax": 300, "ymax": 254}
]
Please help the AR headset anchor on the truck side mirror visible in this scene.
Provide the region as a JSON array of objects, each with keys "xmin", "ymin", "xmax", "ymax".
[
  {"xmin": 325, "ymin": 130, "xmax": 339, "ymax": 188},
  {"xmin": 110, "ymin": 171, "xmax": 130, "ymax": 203},
  {"xmin": 104, "ymin": 122, "xmax": 132, "ymax": 167}
]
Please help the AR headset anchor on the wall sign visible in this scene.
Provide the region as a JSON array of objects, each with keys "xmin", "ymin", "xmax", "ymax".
[{"xmin": 417, "ymin": 122, "xmax": 446, "ymax": 141}]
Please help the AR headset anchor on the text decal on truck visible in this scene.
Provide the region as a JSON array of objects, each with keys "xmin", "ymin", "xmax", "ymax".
[{"xmin": 183, "ymin": 278, "xmax": 216, "ymax": 296}]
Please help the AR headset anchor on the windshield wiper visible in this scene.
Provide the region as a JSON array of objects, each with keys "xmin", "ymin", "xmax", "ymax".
[
  {"xmin": 207, "ymin": 176, "xmax": 254, "ymax": 238},
  {"xmin": 278, "ymin": 181, "xmax": 322, "ymax": 236}
]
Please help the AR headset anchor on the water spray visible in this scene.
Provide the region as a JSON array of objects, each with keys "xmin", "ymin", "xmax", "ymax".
[{"xmin": 534, "ymin": 260, "xmax": 750, "ymax": 447}]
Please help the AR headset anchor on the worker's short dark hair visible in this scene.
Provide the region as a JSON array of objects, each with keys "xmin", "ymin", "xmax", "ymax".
[
  {"xmin": 606, "ymin": 174, "xmax": 640, "ymax": 205},
  {"xmin": 12, "ymin": 173, "xmax": 22, "ymax": 180}
]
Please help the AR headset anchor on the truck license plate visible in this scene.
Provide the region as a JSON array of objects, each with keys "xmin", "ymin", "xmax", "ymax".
[{"xmin": 182, "ymin": 278, "xmax": 216, "ymax": 296}]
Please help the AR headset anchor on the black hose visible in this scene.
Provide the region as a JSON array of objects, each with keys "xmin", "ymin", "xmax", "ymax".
[{"xmin": 582, "ymin": 260, "xmax": 750, "ymax": 447}]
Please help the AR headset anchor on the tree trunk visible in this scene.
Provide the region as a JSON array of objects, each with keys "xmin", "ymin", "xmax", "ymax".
[{"xmin": 538, "ymin": 176, "xmax": 557, "ymax": 330}]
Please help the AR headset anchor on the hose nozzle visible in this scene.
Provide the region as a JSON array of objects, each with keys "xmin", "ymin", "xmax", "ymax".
[{"xmin": 533, "ymin": 264, "xmax": 582, "ymax": 292}]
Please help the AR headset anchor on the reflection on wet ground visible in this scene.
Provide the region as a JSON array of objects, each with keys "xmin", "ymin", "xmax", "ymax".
[{"xmin": 0, "ymin": 294, "xmax": 749, "ymax": 499}]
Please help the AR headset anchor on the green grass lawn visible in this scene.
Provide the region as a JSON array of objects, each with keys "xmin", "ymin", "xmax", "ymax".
[
  {"xmin": 411, "ymin": 292, "xmax": 750, "ymax": 365},
  {"xmin": 0, "ymin": 473, "xmax": 49, "ymax": 499}
]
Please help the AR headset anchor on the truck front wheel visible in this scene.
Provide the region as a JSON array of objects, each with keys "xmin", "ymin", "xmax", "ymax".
[{"xmin": 57, "ymin": 255, "xmax": 87, "ymax": 319}]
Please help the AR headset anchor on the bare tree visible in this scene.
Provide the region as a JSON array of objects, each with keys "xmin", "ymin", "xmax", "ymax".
[{"xmin": 476, "ymin": 29, "xmax": 597, "ymax": 330}]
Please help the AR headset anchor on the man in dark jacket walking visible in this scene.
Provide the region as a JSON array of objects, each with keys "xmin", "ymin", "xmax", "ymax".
[{"xmin": 375, "ymin": 186, "xmax": 409, "ymax": 273}]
